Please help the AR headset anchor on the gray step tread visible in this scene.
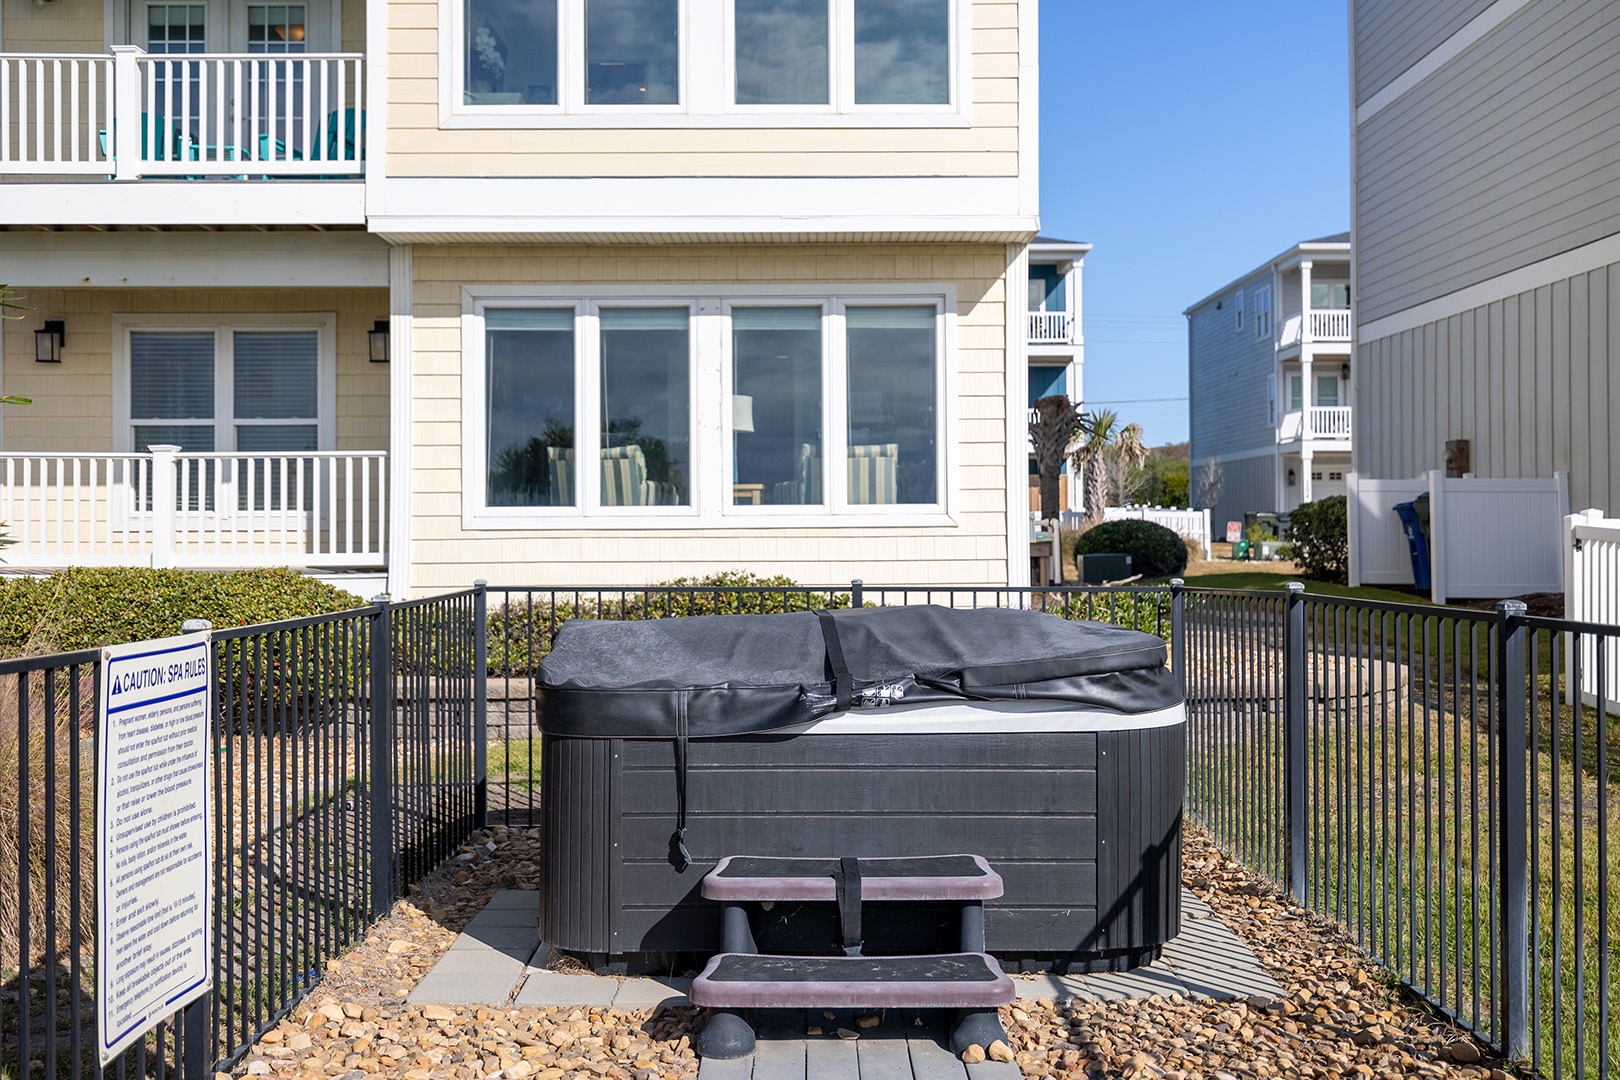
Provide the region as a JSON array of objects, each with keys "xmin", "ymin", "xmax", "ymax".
[
  {"xmin": 692, "ymin": 953, "xmax": 1015, "ymax": 1010},
  {"xmin": 704, "ymin": 855, "xmax": 1002, "ymax": 902}
]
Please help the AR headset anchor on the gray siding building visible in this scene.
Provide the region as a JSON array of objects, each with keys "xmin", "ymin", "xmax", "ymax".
[
  {"xmin": 1187, "ymin": 237, "xmax": 1353, "ymax": 534},
  {"xmin": 1351, "ymin": 0, "xmax": 1620, "ymax": 514}
]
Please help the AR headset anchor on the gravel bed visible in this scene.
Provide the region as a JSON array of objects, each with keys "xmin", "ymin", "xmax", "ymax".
[{"xmin": 221, "ymin": 823, "xmax": 1517, "ymax": 1080}]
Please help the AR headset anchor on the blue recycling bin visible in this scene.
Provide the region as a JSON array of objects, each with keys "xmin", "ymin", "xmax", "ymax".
[{"xmin": 1393, "ymin": 501, "xmax": 1431, "ymax": 591}]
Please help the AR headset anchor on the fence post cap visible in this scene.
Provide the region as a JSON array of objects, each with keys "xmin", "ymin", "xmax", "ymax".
[
  {"xmin": 1169, "ymin": 577, "xmax": 1185, "ymax": 588},
  {"xmin": 851, "ymin": 578, "xmax": 863, "ymax": 588},
  {"xmin": 181, "ymin": 618, "xmax": 212, "ymax": 632},
  {"xmin": 370, "ymin": 593, "xmax": 391, "ymax": 605},
  {"xmin": 473, "ymin": 579, "xmax": 487, "ymax": 588},
  {"xmin": 1494, "ymin": 598, "xmax": 1528, "ymax": 617},
  {"xmin": 1285, "ymin": 581, "xmax": 1306, "ymax": 594}
]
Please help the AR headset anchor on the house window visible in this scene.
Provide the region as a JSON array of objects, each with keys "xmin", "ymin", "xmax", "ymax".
[
  {"xmin": 1027, "ymin": 265, "xmax": 1065, "ymax": 313},
  {"xmin": 1287, "ymin": 373, "xmax": 1303, "ymax": 413},
  {"xmin": 464, "ymin": 287, "xmax": 951, "ymax": 525},
  {"xmin": 586, "ymin": 0, "xmax": 679, "ymax": 104},
  {"xmin": 1310, "ymin": 281, "xmax": 1351, "ymax": 309},
  {"xmin": 853, "ymin": 0, "xmax": 948, "ymax": 105},
  {"xmin": 1254, "ymin": 284, "xmax": 1272, "ymax": 340},
  {"xmin": 120, "ymin": 318, "xmax": 333, "ymax": 510},
  {"xmin": 464, "ymin": 0, "xmax": 558, "ymax": 104},
  {"xmin": 734, "ymin": 0, "xmax": 829, "ymax": 105},
  {"xmin": 448, "ymin": 0, "xmax": 965, "ymax": 121},
  {"xmin": 1315, "ymin": 373, "xmax": 1339, "ymax": 408},
  {"xmin": 1234, "ymin": 289, "xmax": 1244, "ymax": 332}
]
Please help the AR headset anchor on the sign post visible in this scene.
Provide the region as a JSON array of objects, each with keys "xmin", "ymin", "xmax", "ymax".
[{"xmin": 97, "ymin": 631, "xmax": 213, "ymax": 1068}]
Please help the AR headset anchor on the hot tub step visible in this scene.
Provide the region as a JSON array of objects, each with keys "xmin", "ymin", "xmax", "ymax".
[
  {"xmin": 702, "ymin": 853, "xmax": 1004, "ymax": 902},
  {"xmin": 690, "ymin": 951, "xmax": 1015, "ymax": 1010}
]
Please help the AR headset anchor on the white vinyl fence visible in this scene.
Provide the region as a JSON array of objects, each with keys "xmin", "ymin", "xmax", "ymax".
[
  {"xmin": 1348, "ymin": 470, "xmax": 1569, "ymax": 604},
  {"xmin": 1102, "ymin": 505, "xmax": 1212, "ymax": 559},
  {"xmin": 1565, "ymin": 508, "xmax": 1620, "ymax": 712}
]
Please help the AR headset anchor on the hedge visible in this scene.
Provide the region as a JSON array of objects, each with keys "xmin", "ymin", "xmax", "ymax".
[{"xmin": 1074, "ymin": 519, "xmax": 1189, "ymax": 579}]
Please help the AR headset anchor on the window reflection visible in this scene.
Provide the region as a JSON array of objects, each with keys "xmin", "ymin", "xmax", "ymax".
[
  {"xmin": 486, "ymin": 310, "xmax": 575, "ymax": 506},
  {"xmin": 601, "ymin": 308, "xmax": 690, "ymax": 505},
  {"xmin": 465, "ymin": 0, "xmax": 558, "ymax": 104},
  {"xmin": 732, "ymin": 307, "xmax": 822, "ymax": 505},
  {"xmin": 854, "ymin": 0, "xmax": 948, "ymax": 105},
  {"xmin": 735, "ymin": 0, "xmax": 829, "ymax": 105},
  {"xmin": 846, "ymin": 306, "xmax": 936, "ymax": 504},
  {"xmin": 586, "ymin": 0, "xmax": 679, "ymax": 105}
]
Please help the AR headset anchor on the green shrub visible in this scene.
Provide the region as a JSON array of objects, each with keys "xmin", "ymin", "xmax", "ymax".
[
  {"xmin": 1074, "ymin": 519, "xmax": 1189, "ymax": 579},
  {"xmin": 487, "ymin": 571, "xmax": 854, "ymax": 675},
  {"xmin": 0, "ymin": 567, "xmax": 362, "ymax": 655},
  {"xmin": 1031, "ymin": 589, "xmax": 1172, "ymax": 641},
  {"xmin": 1281, "ymin": 495, "xmax": 1349, "ymax": 583}
]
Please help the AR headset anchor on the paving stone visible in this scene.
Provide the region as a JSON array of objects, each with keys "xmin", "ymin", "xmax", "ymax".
[
  {"xmin": 611, "ymin": 976, "xmax": 692, "ymax": 1009},
  {"xmin": 512, "ymin": 970, "xmax": 619, "ymax": 1007},
  {"xmin": 696, "ymin": 1054, "xmax": 755, "ymax": 1080},
  {"xmin": 405, "ymin": 967, "xmax": 521, "ymax": 1005},
  {"xmin": 752, "ymin": 1038, "xmax": 806, "ymax": 1080}
]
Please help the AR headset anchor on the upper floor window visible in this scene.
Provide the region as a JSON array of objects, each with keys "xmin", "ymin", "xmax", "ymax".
[
  {"xmin": 1254, "ymin": 284, "xmax": 1272, "ymax": 340},
  {"xmin": 447, "ymin": 0, "xmax": 967, "ymax": 124},
  {"xmin": 1234, "ymin": 289, "xmax": 1244, "ymax": 332},
  {"xmin": 1311, "ymin": 281, "xmax": 1351, "ymax": 309},
  {"xmin": 1027, "ymin": 265, "xmax": 1065, "ymax": 313}
]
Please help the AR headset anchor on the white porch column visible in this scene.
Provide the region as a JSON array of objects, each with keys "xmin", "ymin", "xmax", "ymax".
[
  {"xmin": 110, "ymin": 47, "xmax": 145, "ymax": 182},
  {"xmin": 1299, "ymin": 260, "xmax": 1314, "ymax": 502},
  {"xmin": 385, "ymin": 246, "xmax": 414, "ymax": 598}
]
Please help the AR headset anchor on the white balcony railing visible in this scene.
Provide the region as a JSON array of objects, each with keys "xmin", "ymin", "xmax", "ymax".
[
  {"xmin": 0, "ymin": 48, "xmax": 364, "ymax": 178},
  {"xmin": 1278, "ymin": 309, "xmax": 1352, "ymax": 348},
  {"xmin": 1028, "ymin": 311, "xmax": 1074, "ymax": 344},
  {"xmin": 1310, "ymin": 309, "xmax": 1352, "ymax": 341},
  {"xmin": 0, "ymin": 447, "xmax": 387, "ymax": 569},
  {"xmin": 1279, "ymin": 407, "xmax": 1353, "ymax": 443}
]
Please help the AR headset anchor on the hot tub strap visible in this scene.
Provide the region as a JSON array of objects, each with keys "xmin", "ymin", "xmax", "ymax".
[
  {"xmin": 668, "ymin": 695, "xmax": 692, "ymax": 872},
  {"xmin": 815, "ymin": 610, "xmax": 853, "ymax": 713},
  {"xmin": 836, "ymin": 856, "xmax": 864, "ymax": 955}
]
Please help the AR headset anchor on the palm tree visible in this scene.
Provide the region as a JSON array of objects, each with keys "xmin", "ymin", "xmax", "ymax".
[
  {"xmin": 1028, "ymin": 394, "xmax": 1085, "ymax": 520},
  {"xmin": 1072, "ymin": 409, "xmax": 1148, "ymax": 528}
]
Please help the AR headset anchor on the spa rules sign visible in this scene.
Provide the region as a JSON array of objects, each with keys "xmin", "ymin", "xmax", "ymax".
[{"xmin": 97, "ymin": 631, "xmax": 213, "ymax": 1067}]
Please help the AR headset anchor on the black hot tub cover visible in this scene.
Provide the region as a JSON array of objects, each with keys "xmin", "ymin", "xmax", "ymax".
[{"xmin": 537, "ymin": 604, "xmax": 1181, "ymax": 739}]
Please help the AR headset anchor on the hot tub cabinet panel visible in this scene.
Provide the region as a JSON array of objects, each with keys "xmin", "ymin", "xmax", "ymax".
[{"xmin": 540, "ymin": 715, "xmax": 1183, "ymax": 969}]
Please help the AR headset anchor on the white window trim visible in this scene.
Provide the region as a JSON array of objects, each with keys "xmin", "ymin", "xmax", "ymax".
[
  {"xmin": 1234, "ymin": 288, "xmax": 1244, "ymax": 332},
  {"xmin": 1254, "ymin": 283, "xmax": 1271, "ymax": 340},
  {"xmin": 439, "ymin": 0, "xmax": 971, "ymax": 129},
  {"xmin": 461, "ymin": 283, "xmax": 958, "ymax": 530},
  {"xmin": 111, "ymin": 313, "xmax": 338, "ymax": 453}
]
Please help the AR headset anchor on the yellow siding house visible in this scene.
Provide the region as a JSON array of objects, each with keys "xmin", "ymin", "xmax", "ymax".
[{"xmin": 0, "ymin": 0, "xmax": 1042, "ymax": 595}]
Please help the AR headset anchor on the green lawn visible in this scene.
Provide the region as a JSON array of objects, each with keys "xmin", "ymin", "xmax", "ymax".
[{"xmin": 1175, "ymin": 568, "xmax": 1432, "ymax": 606}]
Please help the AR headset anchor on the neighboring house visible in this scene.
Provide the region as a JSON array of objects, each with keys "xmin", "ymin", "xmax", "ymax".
[
  {"xmin": 1025, "ymin": 235, "xmax": 1089, "ymax": 515},
  {"xmin": 0, "ymin": 0, "xmax": 1043, "ymax": 596},
  {"xmin": 1185, "ymin": 235, "xmax": 1352, "ymax": 531},
  {"xmin": 1350, "ymin": 0, "xmax": 1619, "ymax": 516}
]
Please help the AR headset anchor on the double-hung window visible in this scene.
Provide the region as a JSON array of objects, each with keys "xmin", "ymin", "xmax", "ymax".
[
  {"xmin": 465, "ymin": 287, "xmax": 952, "ymax": 526},
  {"xmin": 449, "ymin": 0, "xmax": 964, "ymax": 121},
  {"xmin": 1254, "ymin": 284, "xmax": 1272, "ymax": 341}
]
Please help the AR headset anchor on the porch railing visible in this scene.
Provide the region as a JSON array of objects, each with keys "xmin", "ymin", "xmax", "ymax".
[
  {"xmin": 1279, "ymin": 309, "xmax": 1354, "ymax": 347},
  {"xmin": 0, "ymin": 447, "xmax": 387, "ymax": 569},
  {"xmin": 1028, "ymin": 311, "xmax": 1073, "ymax": 344},
  {"xmin": 1278, "ymin": 405, "xmax": 1353, "ymax": 441},
  {"xmin": 1, "ymin": 48, "xmax": 364, "ymax": 178}
]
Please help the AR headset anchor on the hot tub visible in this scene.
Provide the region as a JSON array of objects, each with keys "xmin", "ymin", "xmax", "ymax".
[{"xmin": 536, "ymin": 605, "xmax": 1185, "ymax": 973}]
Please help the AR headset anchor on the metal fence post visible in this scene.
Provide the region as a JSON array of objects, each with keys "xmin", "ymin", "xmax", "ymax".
[
  {"xmin": 1284, "ymin": 581, "xmax": 1307, "ymax": 904},
  {"xmin": 473, "ymin": 580, "xmax": 489, "ymax": 829},
  {"xmin": 368, "ymin": 593, "xmax": 396, "ymax": 920},
  {"xmin": 1169, "ymin": 578, "xmax": 1186, "ymax": 699},
  {"xmin": 180, "ymin": 617, "xmax": 212, "ymax": 1080},
  {"xmin": 1495, "ymin": 599, "xmax": 1529, "ymax": 1061},
  {"xmin": 851, "ymin": 578, "xmax": 864, "ymax": 608}
]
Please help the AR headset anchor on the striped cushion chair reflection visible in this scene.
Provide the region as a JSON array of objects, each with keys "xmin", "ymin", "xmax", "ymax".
[
  {"xmin": 546, "ymin": 447, "xmax": 573, "ymax": 507},
  {"xmin": 600, "ymin": 445, "xmax": 651, "ymax": 507},
  {"xmin": 772, "ymin": 442, "xmax": 824, "ymax": 505},
  {"xmin": 848, "ymin": 443, "xmax": 898, "ymax": 505}
]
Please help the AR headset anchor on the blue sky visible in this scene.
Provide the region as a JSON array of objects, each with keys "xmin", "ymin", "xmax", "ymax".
[{"xmin": 1038, "ymin": 4, "xmax": 1352, "ymax": 446}]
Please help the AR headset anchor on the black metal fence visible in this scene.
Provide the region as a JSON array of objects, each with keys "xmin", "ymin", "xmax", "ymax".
[
  {"xmin": 5, "ymin": 578, "xmax": 1615, "ymax": 1080},
  {"xmin": 1, "ymin": 587, "xmax": 481, "ymax": 1080}
]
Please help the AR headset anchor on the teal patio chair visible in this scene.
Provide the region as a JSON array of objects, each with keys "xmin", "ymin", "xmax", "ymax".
[{"xmin": 96, "ymin": 114, "xmax": 198, "ymax": 174}]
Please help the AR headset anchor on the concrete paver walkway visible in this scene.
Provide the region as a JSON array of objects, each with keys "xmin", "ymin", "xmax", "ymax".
[{"xmin": 408, "ymin": 888, "xmax": 1282, "ymax": 1079}]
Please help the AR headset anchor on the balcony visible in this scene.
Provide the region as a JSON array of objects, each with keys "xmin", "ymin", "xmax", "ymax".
[
  {"xmin": 1277, "ymin": 309, "xmax": 1352, "ymax": 348},
  {"xmin": 1278, "ymin": 406, "xmax": 1353, "ymax": 444},
  {"xmin": 0, "ymin": 447, "xmax": 387, "ymax": 571},
  {"xmin": 1028, "ymin": 311, "xmax": 1074, "ymax": 345},
  {"xmin": 1, "ymin": 49, "xmax": 365, "ymax": 224}
]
